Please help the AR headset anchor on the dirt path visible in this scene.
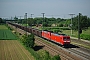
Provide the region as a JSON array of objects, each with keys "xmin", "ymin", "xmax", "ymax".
[{"xmin": 0, "ymin": 40, "xmax": 35, "ymax": 60}]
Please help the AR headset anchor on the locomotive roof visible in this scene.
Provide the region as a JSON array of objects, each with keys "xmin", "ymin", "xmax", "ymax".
[
  {"xmin": 52, "ymin": 33, "xmax": 67, "ymax": 36},
  {"xmin": 43, "ymin": 30, "xmax": 53, "ymax": 33}
]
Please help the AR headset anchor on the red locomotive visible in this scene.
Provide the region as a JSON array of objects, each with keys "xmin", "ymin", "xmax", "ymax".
[
  {"xmin": 42, "ymin": 31, "xmax": 70, "ymax": 45},
  {"xmin": 7, "ymin": 22, "xmax": 70, "ymax": 45}
]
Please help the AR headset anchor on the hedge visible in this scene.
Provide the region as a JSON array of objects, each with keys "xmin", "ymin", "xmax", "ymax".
[{"xmin": 80, "ymin": 34, "xmax": 90, "ymax": 40}]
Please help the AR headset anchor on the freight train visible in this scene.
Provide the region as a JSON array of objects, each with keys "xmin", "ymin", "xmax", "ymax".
[{"xmin": 7, "ymin": 22, "xmax": 70, "ymax": 45}]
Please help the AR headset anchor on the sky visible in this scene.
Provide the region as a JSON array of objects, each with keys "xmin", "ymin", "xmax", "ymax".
[{"xmin": 0, "ymin": 0, "xmax": 90, "ymax": 19}]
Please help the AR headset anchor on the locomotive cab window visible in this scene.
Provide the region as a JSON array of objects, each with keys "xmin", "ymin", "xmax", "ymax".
[
  {"xmin": 63, "ymin": 37, "xmax": 67, "ymax": 40},
  {"xmin": 63, "ymin": 37, "xmax": 70, "ymax": 40}
]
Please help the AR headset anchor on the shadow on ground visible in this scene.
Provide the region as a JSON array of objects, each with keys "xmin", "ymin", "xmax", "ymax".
[
  {"xmin": 63, "ymin": 44, "xmax": 80, "ymax": 48},
  {"xmin": 33, "ymin": 45, "xmax": 45, "ymax": 51}
]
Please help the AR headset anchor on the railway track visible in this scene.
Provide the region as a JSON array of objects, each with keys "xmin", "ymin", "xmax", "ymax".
[
  {"xmin": 8, "ymin": 23, "xmax": 90, "ymax": 60},
  {"xmin": 35, "ymin": 38, "xmax": 72, "ymax": 60},
  {"xmin": 67, "ymin": 48, "xmax": 90, "ymax": 60},
  {"xmin": 35, "ymin": 36, "xmax": 82, "ymax": 60},
  {"xmin": 71, "ymin": 39, "xmax": 90, "ymax": 49}
]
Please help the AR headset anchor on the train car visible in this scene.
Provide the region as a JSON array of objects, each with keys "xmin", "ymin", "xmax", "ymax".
[
  {"xmin": 51, "ymin": 33, "xmax": 70, "ymax": 45},
  {"xmin": 26, "ymin": 27, "xmax": 29, "ymax": 32},
  {"xmin": 23, "ymin": 26, "xmax": 27, "ymax": 31},
  {"xmin": 28, "ymin": 28, "xmax": 32, "ymax": 33},
  {"xmin": 35, "ymin": 29, "xmax": 42, "ymax": 37},
  {"xmin": 21, "ymin": 26, "xmax": 24, "ymax": 30},
  {"xmin": 18, "ymin": 25, "xmax": 21, "ymax": 29},
  {"xmin": 34, "ymin": 29, "xmax": 38, "ymax": 35},
  {"xmin": 42, "ymin": 31, "xmax": 52, "ymax": 40},
  {"xmin": 34, "ymin": 29, "xmax": 38, "ymax": 36},
  {"xmin": 32, "ymin": 28, "xmax": 36, "ymax": 35},
  {"xmin": 38, "ymin": 30, "xmax": 42, "ymax": 37}
]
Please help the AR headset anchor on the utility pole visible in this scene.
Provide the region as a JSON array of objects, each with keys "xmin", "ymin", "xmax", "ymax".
[
  {"xmin": 19, "ymin": 16, "xmax": 21, "ymax": 23},
  {"xmin": 69, "ymin": 14, "xmax": 75, "ymax": 36},
  {"xmin": 31, "ymin": 14, "xmax": 34, "ymax": 27},
  {"xmin": 78, "ymin": 13, "xmax": 80, "ymax": 40},
  {"xmin": 25, "ymin": 13, "xmax": 27, "ymax": 35},
  {"xmin": 31, "ymin": 14, "xmax": 34, "ymax": 18},
  {"xmin": 41, "ymin": 13, "xmax": 45, "ymax": 29}
]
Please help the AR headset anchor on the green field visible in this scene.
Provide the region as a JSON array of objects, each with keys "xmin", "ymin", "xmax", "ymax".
[
  {"xmin": 0, "ymin": 29, "xmax": 18, "ymax": 40},
  {"xmin": 0, "ymin": 25, "xmax": 18, "ymax": 40},
  {"xmin": 0, "ymin": 25, "xmax": 8, "ymax": 29},
  {"xmin": 62, "ymin": 27, "xmax": 90, "ymax": 36}
]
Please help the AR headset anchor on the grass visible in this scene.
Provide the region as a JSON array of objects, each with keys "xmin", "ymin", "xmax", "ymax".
[
  {"xmin": 82, "ymin": 27, "xmax": 90, "ymax": 34},
  {"xmin": 0, "ymin": 25, "xmax": 8, "ymax": 29},
  {"xmin": 62, "ymin": 27, "xmax": 90, "ymax": 36},
  {"xmin": 62, "ymin": 27, "xmax": 90, "ymax": 41},
  {"xmin": 71, "ymin": 42, "xmax": 90, "ymax": 49},
  {"xmin": 22, "ymin": 24, "xmax": 29, "ymax": 26},
  {"xmin": 62, "ymin": 30, "xmax": 78, "ymax": 37},
  {"xmin": 0, "ymin": 29, "xmax": 18, "ymax": 40},
  {"xmin": 0, "ymin": 25, "xmax": 18, "ymax": 40}
]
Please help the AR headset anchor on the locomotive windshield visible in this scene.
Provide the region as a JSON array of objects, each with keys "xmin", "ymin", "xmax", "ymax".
[{"xmin": 63, "ymin": 37, "xmax": 70, "ymax": 40}]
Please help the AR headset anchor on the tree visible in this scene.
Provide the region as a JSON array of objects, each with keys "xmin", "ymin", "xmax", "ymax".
[
  {"xmin": 57, "ymin": 18, "xmax": 62, "ymax": 22},
  {"xmin": 34, "ymin": 17, "xmax": 42, "ymax": 24},
  {"xmin": 58, "ymin": 23, "xmax": 63, "ymax": 27},
  {"xmin": 20, "ymin": 34, "xmax": 35, "ymax": 48},
  {"xmin": 87, "ymin": 18, "xmax": 90, "ymax": 26},
  {"xmin": 43, "ymin": 51, "xmax": 51, "ymax": 60},
  {"xmin": 0, "ymin": 18, "xmax": 5, "ymax": 24},
  {"xmin": 72, "ymin": 13, "xmax": 90, "ymax": 33},
  {"xmin": 22, "ymin": 19, "xmax": 26, "ymax": 24},
  {"xmin": 26, "ymin": 34, "xmax": 35, "ymax": 48},
  {"xmin": 20, "ymin": 34, "xmax": 27, "ymax": 44},
  {"xmin": 64, "ymin": 19, "xmax": 71, "ymax": 27},
  {"xmin": 0, "ymin": 18, "xmax": 2, "ymax": 24},
  {"xmin": 14, "ymin": 16, "xmax": 18, "ymax": 20},
  {"xmin": 43, "ymin": 22, "xmax": 48, "ymax": 27},
  {"xmin": 28, "ymin": 18, "xmax": 35, "ymax": 26}
]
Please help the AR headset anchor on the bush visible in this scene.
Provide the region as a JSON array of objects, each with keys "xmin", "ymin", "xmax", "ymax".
[
  {"xmin": 41, "ymin": 50, "xmax": 51, "ymax": 60},
  {"xmin": 27, "ymin": 48, "xmax": 41, "ymax": 60},
  {"xmin": 58, "ymin": 23, "xmax": 63, "ymax": 27},
  {"xmin": 53, "ymin": 29, "xmax": 60, "ymax": 33},
  {"xmin": 52, "ymin": 55, "xmax": 61, "ymax": 60},
  {"xmin": 60, "ymin": 28, "xmax": 70, "ymax": 30},
  {"xmin": 80, "ymin": 34, "xmax": 90, "ymax": 40},
  {"xmin": 37, "ymin": 50, "xmax": 61, "ymax": 60},
  {"xmin": 20, "ymin": 34, "xmax": 35, "ymax": 48},
  {"xmin": 6, "ymin": 24, "xmax": 13, "ymax": 30},
  {"xmin": 26, "ymin": 34, "xmax": 35, "ymax": 48}
]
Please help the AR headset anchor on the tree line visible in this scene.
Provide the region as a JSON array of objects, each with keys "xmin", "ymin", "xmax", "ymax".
[
  {"xmin": 0, "ymin": 18, "xmax": 5, "ymax": 24},
  {"xmin": 1, "ymin": 13, "xmax": 90, "ymax": 32}
]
